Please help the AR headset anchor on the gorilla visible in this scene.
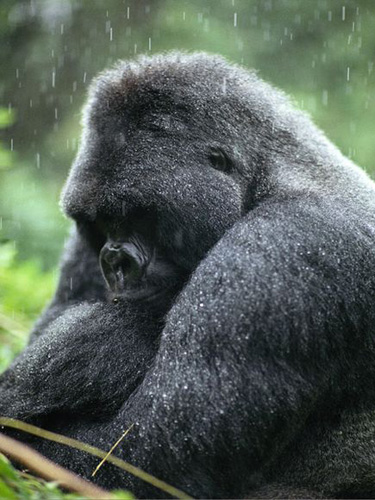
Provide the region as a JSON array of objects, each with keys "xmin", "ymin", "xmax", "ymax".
[{"xmin": 1, "ymin": 51, "xmax": 375, "ymax": 499}]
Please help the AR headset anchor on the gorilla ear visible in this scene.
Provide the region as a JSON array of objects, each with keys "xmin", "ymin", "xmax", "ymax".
[{"xmin": 209, "ymin": 148, "xmax": 233, "ymax": 174}]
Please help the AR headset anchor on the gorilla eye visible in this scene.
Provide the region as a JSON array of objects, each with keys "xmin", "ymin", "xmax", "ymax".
[{"xmin": 209, "ymin": 149, "xmax": 232, "ymax": 174}]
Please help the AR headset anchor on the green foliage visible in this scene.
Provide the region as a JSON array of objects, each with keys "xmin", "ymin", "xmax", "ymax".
[
  {"xmin": 0, "ymin": 108, "xmax": 14, "ymax": 170},
  {"xmin": 0, "ymin": 167, "xmax": 69, "ymax": 268},
  {"xmin": 0, "ymin": 454, "xmax": 73, "ymax": 499},
  {"xmin": 0, "ymin": 453, "xmax": 134, "ymax": 499},
  {"xmin": 0, "ymin": 243, "xmax": 56, "ymax": 371}
]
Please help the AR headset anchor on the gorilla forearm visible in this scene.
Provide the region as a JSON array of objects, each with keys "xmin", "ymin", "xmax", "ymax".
[{"xmin": 0, "ymin": 302, "xmax": 160, "ymax": 422}]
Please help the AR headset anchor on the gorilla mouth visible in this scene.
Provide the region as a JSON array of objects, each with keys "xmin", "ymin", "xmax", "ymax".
[
  {"xmin": 99, "ymin": 240, "xmax": 147, "ymax": 294},
  {"xmin": 99, "ymin": 239, "xmax": 182, "ymax": 302}
]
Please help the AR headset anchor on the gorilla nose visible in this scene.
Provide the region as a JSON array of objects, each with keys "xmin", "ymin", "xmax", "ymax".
[{"xmin": 99, "ymin": 241, "xmax": 145, "ymax": 293}]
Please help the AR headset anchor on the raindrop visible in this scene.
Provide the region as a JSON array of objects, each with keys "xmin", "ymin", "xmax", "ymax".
[
  {"xmin": 52, "ymin": 69, "xmax": 56, "ymax": 88},
  {"xmin": 36, "ymin": 153, "xmax": 40, "ymax": 168},
  {"xmin": 110, "ymin": 27, "xmax": 113, "ymax": 41},
  {"xmin": 60, "ymin": 23, "xmax": 64, "ymax": 35},
  {"xmin": 222, "ymin": 77, "xmax": 227, "ymax": 94},
  {"xmin": 342, "ymin": 6, "xmax": 346, "ymax": 21},
  {"xmin": 126, "ymin": 6, "xmax": 130, "ymax": 19},
  {"xmin": 182, "ymin": 11, "xmax": 186, "ymax": 21},
  {"xmin": 148, "ymin": 37, "xmax": 152, "ymax": 51},
  {"xmin": 70, "ymin": 277, "xmax": 73, "ymax": 290},
  {"xmin": 55, "ymin": 108, "xmax": 58, "ymax": 120},
  {"xmin": 328, "ymin": 11, "xmax": 332, "ymax": 21},
  {"xmin": 16, "ymin": 68, "xmax": 19, "ymax": 79},
  {"xmin": 83, "ymin": 72, "xmax": 87, "ymax": 83},
  {"xmin": 234, "ymin": 12, "xmax": 237, "ymax": 27},
  {"xmin": 346, "ymin": 67, "xmax": 350, "ymax": 81},
  {"xmin": 10, "ymin": 138, "xmax": 14, "ymax": 151},
  {"xmin": 29, "ymin": 99, "xmax": 33, "ymax": 108},
  {"xmin": 322, "ymin": 90, "xmax": 328, "ymax": 106}
]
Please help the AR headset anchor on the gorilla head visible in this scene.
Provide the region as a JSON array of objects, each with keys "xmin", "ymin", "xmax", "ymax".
[{"xmin": 61, "ymin": 53, "xmax": 283, "ymax": 302}]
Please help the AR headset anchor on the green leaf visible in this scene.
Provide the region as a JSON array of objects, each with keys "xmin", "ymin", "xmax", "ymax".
[{"xmin": 0, "ymin": 108, "xmax": 15, "ymax": 129}]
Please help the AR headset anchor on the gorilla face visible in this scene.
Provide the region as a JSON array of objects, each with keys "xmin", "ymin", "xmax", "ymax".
[{"xmin": 61, "ymin": 55, "xmax": 270, "ymax": 284}]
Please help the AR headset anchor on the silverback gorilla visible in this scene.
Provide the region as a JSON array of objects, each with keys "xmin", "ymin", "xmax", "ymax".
[{"xmin": 2, "ymin": 52, "xmax": 375, "ymax": 499}]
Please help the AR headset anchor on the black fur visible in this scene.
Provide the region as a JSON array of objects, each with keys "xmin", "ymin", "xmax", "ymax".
[{"xmin": 2, "ymin": 52, "xmax": 375, "ymax": 498}]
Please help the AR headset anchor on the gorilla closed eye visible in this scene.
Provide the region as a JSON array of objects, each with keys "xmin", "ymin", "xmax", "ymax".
[{"xmin": 208, "ymin": 148, "xmax": 233, "ymax": 174}]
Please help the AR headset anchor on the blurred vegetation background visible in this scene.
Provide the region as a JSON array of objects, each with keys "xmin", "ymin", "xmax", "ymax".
[{"xmin": 1, "ymin": 0, "xmax": 375, "ymax": 362}]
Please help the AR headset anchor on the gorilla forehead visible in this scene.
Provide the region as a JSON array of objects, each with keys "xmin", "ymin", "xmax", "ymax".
[
  {"xmin": 85, "ymin": 51, "xmax": 285, "ymax": 136},
  {"xmin": 62, "ymin": 53, "xmax": 271, "ymax": 224}
]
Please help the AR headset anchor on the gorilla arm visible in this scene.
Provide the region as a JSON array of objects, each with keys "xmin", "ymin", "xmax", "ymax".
[
  {"xmin": 103, "ymin": 196, "xmax": 375, "ymax": 498},
  {"xmin": 0, "ymin": 301, "xmax": 160, "ymax": 423}
]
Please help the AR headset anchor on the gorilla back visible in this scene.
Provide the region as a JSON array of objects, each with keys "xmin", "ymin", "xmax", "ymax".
[{"xmin": 1, "ymin": 52, "xmax": 375, "ymax": 499}]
